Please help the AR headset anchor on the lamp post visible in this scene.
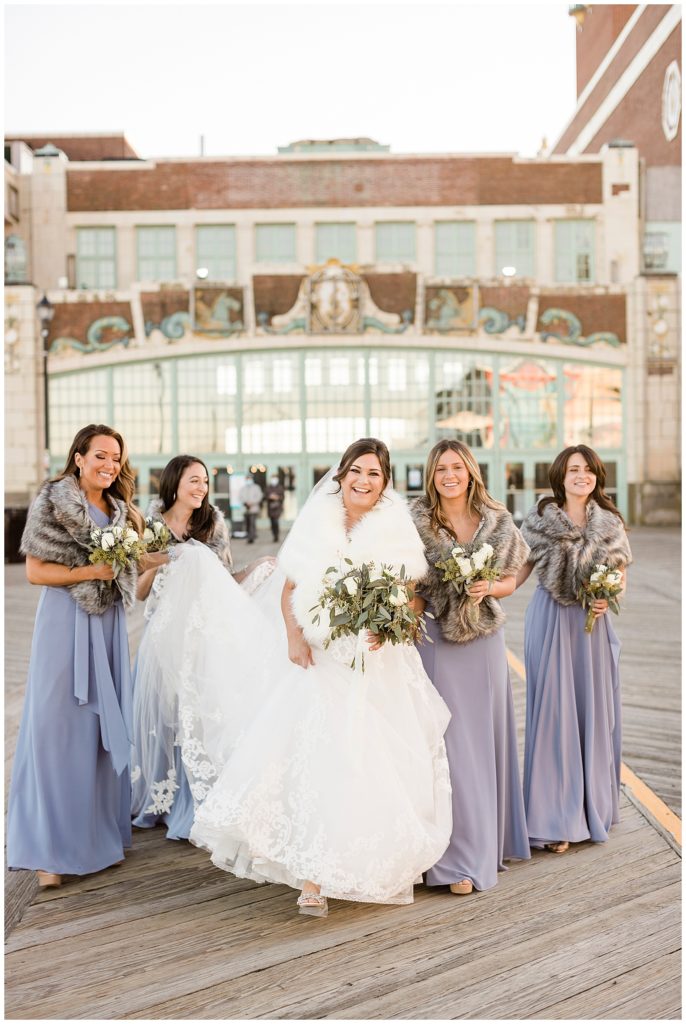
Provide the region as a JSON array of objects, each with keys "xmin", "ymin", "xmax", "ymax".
[{"xmin": 36, "ymin": 294, "xmax": 54, "ymax": 476}]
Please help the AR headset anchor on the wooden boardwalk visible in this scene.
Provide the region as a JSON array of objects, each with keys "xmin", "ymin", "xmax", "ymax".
[{"xmin": 4, "ymin": 529, "xmax": 682, "ymax": 1019}]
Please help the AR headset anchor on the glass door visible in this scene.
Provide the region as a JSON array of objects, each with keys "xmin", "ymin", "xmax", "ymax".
[{"xmin": 503, "ymin": 457, "xmax": 554, "ymax": 526}]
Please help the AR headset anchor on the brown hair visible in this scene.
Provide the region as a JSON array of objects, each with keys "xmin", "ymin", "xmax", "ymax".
[
  {"xmin": 425, "ymin": 439, "xmax": 503, "ymax": 538},
  {"xmin": 55, "ymin": 423, "xmax": 143, "ymax": 532},
  {"xmin": 537, "ymin": 445, "xmax": 625, "ymax": 524},
  {"xmin": 158, "ymin": 455, "xmax": 216, "ymax": 544},
  {"xmin": 333, "ymin": 438, "xmax": 392, "ymax": 492}
]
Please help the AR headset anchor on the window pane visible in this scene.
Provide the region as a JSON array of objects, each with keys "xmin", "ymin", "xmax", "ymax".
[
  {"xmin": 494, "ymin": 220, "xmax": 534, "ymax": 277},
  {"xmin": 369, "ymin": 351, "xmax": 429, "ymax": 448},
  {"xmin": 113, "ymin": 361, "xmax": 173, "ymax": 453},
  {"xmin": 435, "ymin": 221, "xmax": 476, "ymax": 276},
  {"xmin": 49, "ymin": 369, "xmax": 110, "ymax": 456},
  {"xmin": 563, "ymin": 364, "xmax": 622, "ymax": 447},
  {"xmin": 499, "ymin": 358, "xmax": 557, "ymax": 449},
  {"xmin": 177, "ymin": 354, "xmax": 239, "ymax": 453},
  {"xmin": 255, "ymin": 224, "xmax": 296, "ymax": 263},
  {"xmin": 196, "ymin": 225, "xmax": 236, "ymax": 280},
  {"xmin": 76, "ymin": 228, "xmax": 117, "ymax": 289},
  {"xmin": 375, "ymin": 222, "xmax": 416, "ymax": 263},
  {"xmin": 137, "ymin": 227, "xmax": 177, "ymax": 281},
  {"xmin": 434, "ymin": 354, "xmax": 494, "ymax": 449},
  {"xmin": 554, "ymin": 219, "xmax": 595, "ymax": 283},
  {"xmin": 315, "ymin": 223, "xmax": 356, "ymax": 263},
  {"xmin": 305, "ymin": 351, "xmax": 365, "ymax": 452},
  {"xmin": 241, "ymin": 352, "xmax": 301, "ymax": 453}
]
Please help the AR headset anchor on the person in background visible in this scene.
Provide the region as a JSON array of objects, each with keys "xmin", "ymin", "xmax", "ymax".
[
  {"xmin": 265, "ymin": 474, "xmax": 285, "ymax": 542},
  {"xmin": 239, "ymin": 475, "xmax": 264, "ymax": 544}
]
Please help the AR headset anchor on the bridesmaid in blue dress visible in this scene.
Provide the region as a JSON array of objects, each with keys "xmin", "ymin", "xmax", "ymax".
[
  {"xmin": 131, "ymin": 454, "xmax": 270, "ymax": 841},
  {"xmin": 7, "ymin": 424, "xmax": 163, "ymax": 888},
  {"xmin": 412, "ymin": 440, "xmax": 531, "ymax": 895},
  {"xmin": 517, "ymin": 445, "xmax": 632, "ymax": 854}
]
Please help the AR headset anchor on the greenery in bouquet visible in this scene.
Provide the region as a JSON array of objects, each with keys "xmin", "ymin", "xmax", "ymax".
[
  {"xmin": 435, "ymin": 542, "xmax": 500, "ymax": 623},
  {"xmin": 143, "ymin": 516, "xmax": 172, "ymax": 553},
  {"xmin": 577, "ymin": 563, "xmax": 623, "ymax": 634},
  {"xmin": 88, "ymin": 523, "xmax": 145, "ymax": 577},
  {"xmin": 310, "ymin": 559, "xmax": 431, "ymax": 670}
]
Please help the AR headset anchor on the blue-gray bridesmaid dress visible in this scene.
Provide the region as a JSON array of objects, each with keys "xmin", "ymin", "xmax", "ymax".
[
  {"xmin": 418, "ymin": 610, "xmax": 530, "ymax": 891},
  {"xmin": 7, "ymin": 504, "xmax": 133, "ymax": 875},
  {"xmin": 524, "ymin": 584, "xmax": 622, "ymax": 846}
]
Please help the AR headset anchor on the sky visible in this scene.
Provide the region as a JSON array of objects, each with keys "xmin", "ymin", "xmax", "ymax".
[{"xmin": 5, "ymin": 2, "xmax": 578, "ymax": 159}]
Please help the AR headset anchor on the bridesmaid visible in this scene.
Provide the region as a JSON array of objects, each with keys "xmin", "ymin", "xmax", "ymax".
[
  {"xmin": 412, "ymin": 439, "xmax": 531, "ymax": 894},
  {"xmin": 517, "ymin": 445, "xmax": 631, "ymax": 853},
  {"xmin": 131, "ymin": 454, "xmax": 269, "ymax": 840},
  {"xmin": 7, "ymin": 424, "xmax": 162, "ymax": 887}
]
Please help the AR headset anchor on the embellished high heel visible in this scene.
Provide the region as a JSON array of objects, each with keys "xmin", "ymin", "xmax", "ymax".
[
  {"xmin": 297, "ymin": 892, "xmax": 329, "ymax": 917},
  {"xmin": 36, "ymin": 871, "xmax": 62, "ymax": 888},
  {"xmin": 545, "ymin": 841, "xmax": 569, "ymax": 854}
]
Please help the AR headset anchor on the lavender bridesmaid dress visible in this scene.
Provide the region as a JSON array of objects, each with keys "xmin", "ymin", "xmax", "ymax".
[
  {"xmin": 418, "ymin": 610, "xmax": 530, "ymax": 891},
  {"xmin": 7, "ymin": 504, "xmax": 133, "ymax": 875},
  {"xmin": 523, "ymin": 584, "xmax": 622, "ymax": 846}
]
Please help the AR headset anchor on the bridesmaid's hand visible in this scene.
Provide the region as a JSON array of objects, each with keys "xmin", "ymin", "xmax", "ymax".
[
  {"xmin": 137, "ymin": 550, "xmax": 169, "ymax": 573},
  {"xmin": 86, "ymin": 563, "xmax": 116, "ymax": 581},
  {"xmin": 592, "ymin": 598, "xmax": 609, "ymax": 618},
  {"xmin": 288, "ymin": 629, "xmax": 314, "ymax": 669},
  {"xmin": 466, "ymin": 580, "xmax": 491, "ymax": 605}
]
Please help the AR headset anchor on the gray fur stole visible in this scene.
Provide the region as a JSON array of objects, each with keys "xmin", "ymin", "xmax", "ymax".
[
  {"xmin": 520, "ymin": 499, "xmax": 632, "ymax": 605},
  {"xmin": 412, "ymin": 497, "xmax": 530, "ymax": 644},
  {"xmin": 20, "ymin": 475, "xmax": 137, "ymax": 614},
  {"xmin": 147, "ymin": 498, "xmax": 232, "ymax": 569}
]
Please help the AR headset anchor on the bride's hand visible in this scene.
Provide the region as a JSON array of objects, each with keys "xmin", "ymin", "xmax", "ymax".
[
  {"xmin": 367, "ymin": 630, "xmax": 384, "ymax": 652},
  {"xmin": 288, "ymin": 628, "xmax": 314, "ymax": 669}
]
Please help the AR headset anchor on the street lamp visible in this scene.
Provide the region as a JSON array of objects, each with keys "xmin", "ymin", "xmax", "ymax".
[{"xmin": 36, "ymin": 294, "xmax": 54, "ymax": 476}]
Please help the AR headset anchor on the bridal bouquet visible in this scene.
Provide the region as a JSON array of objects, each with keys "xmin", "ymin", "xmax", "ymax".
[
  {"xmin": 89, "ymin": 523, "xmax": 146, "ymax": 577},
  {"xmin": 142, "ymin": 516, "xmax": 172, "ymax": 553},
  {"xmin": 435, "ymin": 542, "xmax": 500, "ymax": 624},
  {"xmin": 311, "ymin": 559, "xmax": 431, "ymax": 671},
  {"xmin": 577, "ymin": 563, "xmax": 623, "ymax": 634}
]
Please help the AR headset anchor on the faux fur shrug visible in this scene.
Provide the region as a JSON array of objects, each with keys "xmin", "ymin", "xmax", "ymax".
[
  {"xmin": 279, "ymin": 484, "xmax": 428, "ymax": 647},
  {"xmin": 20, "ymin": 474, "xmax": 137, "ymax": 615},
  {"xmin": 412, "ymin": 497, "xmax": 530, "ymax": 644},
  {"xmin": 146, "ymin": 498, "xmax": 232, "ymax": 569},
  {"xmin": 520, "ymin": 499, "xmax": 632, "ymax": 606}
]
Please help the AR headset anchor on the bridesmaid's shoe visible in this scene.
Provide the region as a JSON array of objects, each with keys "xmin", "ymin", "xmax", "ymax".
[
  {"xmin": 297, "ymin": 892, "xmax": 329, "ymax": 917},
  {"xmin": 36, "ymin": 871, "xmax": 62, "ymax": 888},
  {"xmin": 545, "ymin": 841, "xmax": 569, "ymax": 854},
  {"xmin": 449, "ymin": 879, "xmax": 473, "ymax": 895}
]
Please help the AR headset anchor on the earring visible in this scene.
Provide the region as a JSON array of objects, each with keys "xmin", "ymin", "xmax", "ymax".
[{"xmin": 172, "ymin": 492, "xmax": 177, "ymax": 502}]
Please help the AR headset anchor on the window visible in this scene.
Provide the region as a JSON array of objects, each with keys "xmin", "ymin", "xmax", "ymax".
[
  {"xmin": 315, "ymin": 223, "xmax": 356, "ymax": 263},
  {"xmin": 375, "ymin": 222, "xmax": 416, "ymax": 263},
  {"xmin": 8, "ymin": 185, "xmax": 19, "ymax": 220},
  {"xmin": 255, "ymin": 224, "xmax": 296, "ymax": 263},
  {"xmin": 136, "ymin": 226, "xmax": 176, "ymax": 281},
  {"xmin": 643, "ymin": 222, "xmax": 681, "ymax": 275},
  {"xmin": 76, "ymin": 227, "xmax": 116, "ymax": 289},
  {"xmin": 554, "ymin": 220, "xmax": 595, "ymax": 283},
  {"xmin": 494, "ymin": 220, "xmax": 535, "ymax": 277},
  {"xmin": 434, "ymin": 221, "xmax": 476, "ymax": 276},
  {"xmin": 196, "ymin": 225, "xmax": 236, "ymax": 280}
]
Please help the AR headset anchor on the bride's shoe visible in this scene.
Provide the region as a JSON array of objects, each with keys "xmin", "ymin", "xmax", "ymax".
[
  {"xmin": 36, "ymin": 871, "xmax": 62, "ymax": 888},
  {"xmin": 297, "ymin": 892, "xmax": 329, "ymax": 918}
]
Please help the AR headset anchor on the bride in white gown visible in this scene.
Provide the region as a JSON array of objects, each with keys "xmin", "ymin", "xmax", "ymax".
[{"xmin": 186, "ymin": 438, "xmax": 453, "ymax": 916}]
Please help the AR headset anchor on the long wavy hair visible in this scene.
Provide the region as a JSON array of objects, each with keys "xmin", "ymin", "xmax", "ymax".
[
  {"xmin": 537, "ymin": 444, "xmax": 625, "ymax": 524},
  {"xmin": 55, "ymin": 423, "xmax": 143, "ymax": 532},
  {"xmin": 332, "ymin": 438, "xmax": 392, "ymax": 493},
  {"xmin": 425, "ymin": 439, "xmax": 502, "ymax": 538},
  {"xmin": 158, "ymin": 455, "xmax": 216, "ymax": 544}
]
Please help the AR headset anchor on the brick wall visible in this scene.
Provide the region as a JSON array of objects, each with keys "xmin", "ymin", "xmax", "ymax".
[{"xmin": 575, "ymin": 4, "xmax": 641, "ymax": 95}]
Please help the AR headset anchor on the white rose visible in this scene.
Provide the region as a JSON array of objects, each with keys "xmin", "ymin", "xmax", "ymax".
[
  {"xmin": 343, "ymin": 577, "xmax": 358, "ymax": 596},
  {"xmin": 608, "ymin": 572, "xmax": 622, "ymax": 585},
  {"xmin": 154, "ymin": 521, "xmax": 165, "ymax": 536},
  {"xmin": 472, "ymin": 550, "xmax": 487, "ymax": 571},
  {"xmin": 457, "ymin": 557, "xmax": 473, "ymax": 577},
  {"xmin": 590, "ymin": 572, "xmax": 601, "ymax": 582},
  {"xmin": 101, "ymin": 532, "xmax": 115, "ymax": 551},
  {"xmin": 479, "ymin": 543, "xmax": 494, "ymax": 558},
  {"xmin": 143, "ymin": 528, "xmax": 154, "ymax": 544},
  {"xmin": 389, "ymin": 586, "xmax": 409, "ymax": 607},
  {"xmin": 90, "ymin": 530, "xmax": 100, "ymax": 543},
  {"xmin": 112, "ymin": 525, "xmax": 123, "ymax": 539},
  {"xmin": 451, "ymin": 546, "xmax": 464, "ymax": 558},
  {"xmin": 124, "ymin": 528, "xmax": 139, "ymax": 543},
  {"xmin": 596, "ymin": 563, "xmax": 608, "ymax": 572}
]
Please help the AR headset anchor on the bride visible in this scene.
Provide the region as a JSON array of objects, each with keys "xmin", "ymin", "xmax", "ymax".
[{"xmin": 188, "ymin": 438, "xmax": 452, "ymax": 916}]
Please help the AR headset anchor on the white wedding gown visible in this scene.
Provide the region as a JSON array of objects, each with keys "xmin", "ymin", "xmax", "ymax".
[{"xmin": 183, "ymin": 479, "xmax": 453, "ymax": 905}]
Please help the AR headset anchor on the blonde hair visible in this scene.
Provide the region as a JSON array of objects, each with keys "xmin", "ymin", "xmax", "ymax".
[{"xmin": 424, "ymin": 439, "xmax": 502, "ymax": 538}]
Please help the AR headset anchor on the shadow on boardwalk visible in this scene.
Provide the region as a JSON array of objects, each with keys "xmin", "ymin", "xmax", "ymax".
[{"xmin": 4, "ymin": 530, "xmax": 682, "ymax": 1020}]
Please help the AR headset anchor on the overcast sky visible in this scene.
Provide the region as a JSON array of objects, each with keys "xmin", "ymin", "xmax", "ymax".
[{"xmin": 5, "ymin": 1, "xmax": 578, "ymax": 159}]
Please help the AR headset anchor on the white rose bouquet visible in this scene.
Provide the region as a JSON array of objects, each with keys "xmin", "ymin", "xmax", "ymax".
[
  {"xmin": 435, "ymin": 542, "xmax": 500, "ymax": 624},
  {"xmin": 88, "ymin": 523, "xmax": 146, "ymax": 579},
  {"xmin": 310, "ymin": 559, "xmax": 431, "ymax": 671},
  {"xmin": 142, "ymin": 516, "xmax": 172, "ymax": 553},
  {"xmin": 577, "ymin": 563, "xmax": 624, "ymax": 634}
]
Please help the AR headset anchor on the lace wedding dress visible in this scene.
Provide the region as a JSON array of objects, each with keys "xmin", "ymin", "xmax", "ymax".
[{"xmin": 188, "ymin": 476, "xmax": 453, "ymax": 904}]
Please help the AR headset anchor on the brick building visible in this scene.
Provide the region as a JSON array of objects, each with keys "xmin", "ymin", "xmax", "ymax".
[{"xmin": 4, "ymin": 72, "xmax": 680, "ymax": 528}]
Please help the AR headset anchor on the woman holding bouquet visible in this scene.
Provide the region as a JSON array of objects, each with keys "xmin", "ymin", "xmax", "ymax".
[
  {"xmin": 412, "ymin": 439, "xmax": 531, "ymax": 895},
  {"xmin": 189, "ymin": 438, "xmax": 452, "ymax": 916},
  {"xmin": 517, "ymin": 445, "xmax": 631, "ymax": 853},
  {"xmin": 7, "ymin": 424, "xmax": 164, "ymax": 886},
  {"xmin": 132, "ymin": 454, "xmax": 273, "ymax": 841}
]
